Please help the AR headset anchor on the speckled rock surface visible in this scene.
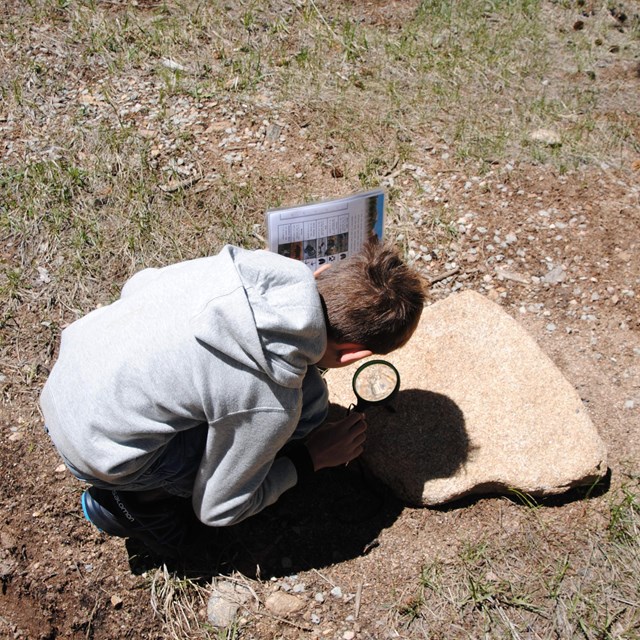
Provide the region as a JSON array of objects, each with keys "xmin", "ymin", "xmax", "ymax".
[{"xmin": 325, "ymin": 290, "xmax": 608, "ymax": 505}]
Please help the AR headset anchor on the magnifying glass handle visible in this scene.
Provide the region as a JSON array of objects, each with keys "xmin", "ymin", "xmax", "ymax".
[{"xmin": 347, "ymin": 402, "xmax": 369, "ymax": 415}]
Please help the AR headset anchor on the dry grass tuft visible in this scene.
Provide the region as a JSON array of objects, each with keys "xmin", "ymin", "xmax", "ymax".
[{"xmin": 150, "ymin": 564, "xmax": 217, "ymax": 639}]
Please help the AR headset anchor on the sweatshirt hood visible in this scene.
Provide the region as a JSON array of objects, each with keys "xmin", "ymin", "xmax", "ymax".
[{"xmin": 191, "ymin": 245, "xmax": 326, "ymax": 388}]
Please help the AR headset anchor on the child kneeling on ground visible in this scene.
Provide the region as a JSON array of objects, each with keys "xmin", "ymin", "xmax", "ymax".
[{"xmin": 40, "ymin": 240, "xmax": 425, "ymax": 558}]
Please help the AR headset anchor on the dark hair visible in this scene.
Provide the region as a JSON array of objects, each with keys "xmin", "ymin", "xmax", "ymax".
[{"xmin": 315, "ymin": 239, "xmax": 425, "ymax": 354}]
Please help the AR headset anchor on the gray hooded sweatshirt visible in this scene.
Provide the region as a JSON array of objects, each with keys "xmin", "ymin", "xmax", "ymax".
[{"xmin": 40, "ymin": 245, "xmax": 327, "ymax": 526}]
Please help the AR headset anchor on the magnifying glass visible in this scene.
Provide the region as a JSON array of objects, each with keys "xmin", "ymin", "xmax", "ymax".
[{"xmin": 351, "ymin": 360, "xmax": 400, "ymax": 412}]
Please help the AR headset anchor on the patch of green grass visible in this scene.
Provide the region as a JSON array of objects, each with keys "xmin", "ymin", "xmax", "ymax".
[
  {"xmin": 508, "ymin": 487, "xmax": 541, "ymax": 509},
  {"xmin": 0, "ymin": 267, "xmax": 25, "ymax": 302},
  {"xmin": 392, "ymin": 484, "xmax": 640, "ymax": 637},
  {"xmin": 7, "ymin": 0, "xmax": 633, "ymax": 178},
  {"xmin": 0, "ymin": 160, "xmax": 88, "ymax": 235},
  {"xmin": 608, "ymin": 486, "xmax": 640, "ymax": 544}
]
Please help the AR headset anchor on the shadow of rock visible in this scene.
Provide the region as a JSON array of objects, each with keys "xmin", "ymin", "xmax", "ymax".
[
  {"xmin": 511, "ymin": 465, "xmax": 612, "ymax": 507},
  {"xmin": 420, "ymin": 466, "xmax": 613, "ymax": 515}
]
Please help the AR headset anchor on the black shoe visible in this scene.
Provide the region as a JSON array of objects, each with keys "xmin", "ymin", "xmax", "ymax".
[{"xmin": 81, "ymin": 487, "xmax": 196, "ymax": 558}]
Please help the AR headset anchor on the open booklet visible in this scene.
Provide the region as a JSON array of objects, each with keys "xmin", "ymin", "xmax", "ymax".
[{"xmin": 265, "ymin": 189, "xmax": 385, "ymax": 270}]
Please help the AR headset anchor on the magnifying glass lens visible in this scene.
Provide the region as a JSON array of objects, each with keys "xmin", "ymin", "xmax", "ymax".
[{"xmin": 354, "ymin": 362, "xmax": 398, "ymax": 403}]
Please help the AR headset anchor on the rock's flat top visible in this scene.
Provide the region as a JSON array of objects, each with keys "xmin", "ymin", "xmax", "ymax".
[{"xmin": 325, "ymin": 290, "xmax": 608, "ymax": 505}]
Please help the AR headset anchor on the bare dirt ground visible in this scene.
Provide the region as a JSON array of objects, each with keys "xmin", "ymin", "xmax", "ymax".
[
  {"xmin": 2, "ymin": 165, "xmax": 638, "ymax": 639},
  {"xmin": 1, "ymin": 1, "xmax": 639, "ymax": 639}
]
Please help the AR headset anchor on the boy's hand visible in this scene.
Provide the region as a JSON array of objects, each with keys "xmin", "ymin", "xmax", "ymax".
[{"xmin": 305, "ymin": 412, "xmax": 367, "ymax": 471}]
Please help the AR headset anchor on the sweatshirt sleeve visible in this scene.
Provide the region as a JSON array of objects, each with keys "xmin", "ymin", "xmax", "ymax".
[
  {"xmin": 191, "ymin": 408, "xmax": 302, "ymax": 527},
  {"xmin": 120, "ymin": 267, "xmax": 160, "ymax": 299}
]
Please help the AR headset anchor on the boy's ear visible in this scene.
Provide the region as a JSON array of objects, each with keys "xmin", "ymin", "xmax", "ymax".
[
  {"xmin": 313, "ymin": 264, "xmax": 331, "ymax": 278},
  {"xmin": 337, "ymin": 344, "xmax": 373, "ymax": 366}
]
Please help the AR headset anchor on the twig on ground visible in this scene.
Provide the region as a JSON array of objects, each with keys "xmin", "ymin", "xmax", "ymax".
[
  {"xmin": 254, "ymin": 610, "xmax": 314, "ymax": 632},
  {"xmin": 158, "ymin": 175, "xmax": 202, "ymax": 193},
  {"xmin": 429, "ymin": 267, "xmax": 461, "ymax": 286},
  {"xmin": 355, "ymin": 581, "xmax": 363, "ymax": 619},
  {"xmin": 85, "ymin": 597, "xmax": 100, "ymax": 640},
  {"xmin": 217, "ymin": 573, "xmax": 261, "ymax": 608},
  {"xmin": 312, "ymin": 568, "xmax": 337, "ymax": 588}
]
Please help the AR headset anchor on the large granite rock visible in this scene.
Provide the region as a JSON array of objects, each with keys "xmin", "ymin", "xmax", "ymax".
[{"xmin": 325, "ymin": 290, "xmax": 608, "ymax": 505}]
